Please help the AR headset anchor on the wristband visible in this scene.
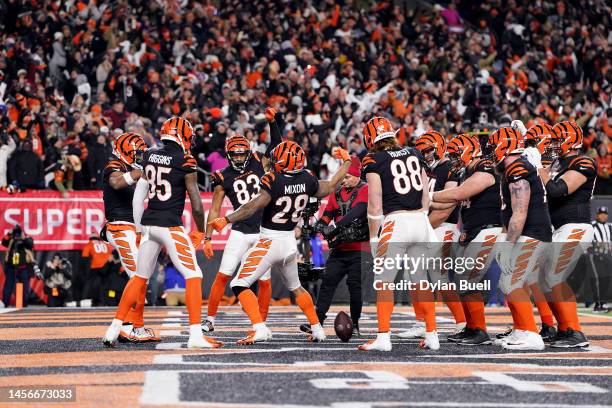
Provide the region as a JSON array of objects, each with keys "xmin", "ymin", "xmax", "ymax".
[
  {"xmin": 367, "ymin": 213, "xmax": 384, "ymax": 221},
  {"xmin": 428, "ymin": 191, "xmax": 434, "ymax": 202},
  {"xmin": 123, "ymin": 172, "xmax": 136, "ymax": 186},
  {"xmin": 204, "ymin": 237, "xmax": 211, "ymax": 241}
]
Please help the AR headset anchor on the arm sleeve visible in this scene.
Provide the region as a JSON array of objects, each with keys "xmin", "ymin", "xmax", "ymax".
[
  {"xmin": 320, "ymin": 194, "xmax": 337, "ymax": 224},
  {"xmin": 545, "ymin": 178, "xmax": 569, "ymax": 199},
  {"xmin": 132, "ymin": 178, "xmax": 149, "ymax": 231},
  {"xmin": 336, "ymin": 202, "xmax": 367, "ymax": 227},
  {"xmin": 265, "ymin": 119, "xmax": 283, "ymax": 157}
]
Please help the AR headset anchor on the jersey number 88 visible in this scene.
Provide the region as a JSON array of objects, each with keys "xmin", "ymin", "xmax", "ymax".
[{"xmin": 390, "ymin": 156, "xmax": 423, "ymax": 194}]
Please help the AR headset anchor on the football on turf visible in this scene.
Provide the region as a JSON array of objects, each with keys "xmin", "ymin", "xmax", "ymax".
[{"xmin": 334, "ymin": 311, "xmax": 353, "ymax": 342}]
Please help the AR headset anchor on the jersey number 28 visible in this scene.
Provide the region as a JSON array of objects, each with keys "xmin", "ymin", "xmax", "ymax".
[{"xmin": 390, "ymin": 156, "xmax": 423, "ymax": 194}]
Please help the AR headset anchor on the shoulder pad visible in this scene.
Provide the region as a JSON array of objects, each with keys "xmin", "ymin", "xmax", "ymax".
[
  {"xmin": 504, "ymin": 159, "xmax": 531, "ymax": 182},
  {"xmin": 260, "ymin": 171, "xmax": 276, "ymax": 190},
  {"xmin": 568, "ymin": 156, "xmax": 596, "ymax": 176},
  {"xmin": 105, "ymin": 159, "xmax": 125, "ymax": 172}
]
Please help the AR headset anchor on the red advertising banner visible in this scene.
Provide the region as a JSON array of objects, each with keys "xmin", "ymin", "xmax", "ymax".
[
  {"xmin": 0, "ymin": 191, "xmax": 234, "ymax": 250},
  {"xmin": 0, "ymin": 191, "xmax": 328, "ymax": 251}
]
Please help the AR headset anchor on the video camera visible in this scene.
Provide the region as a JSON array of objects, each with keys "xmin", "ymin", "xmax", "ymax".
[
  {"xmin": 323, "ymin": 219, "xmax": 369, "ymax": 248},
  {"xmin": 297, "ymin": 198, "xmax": 325, "ymax": 283}
]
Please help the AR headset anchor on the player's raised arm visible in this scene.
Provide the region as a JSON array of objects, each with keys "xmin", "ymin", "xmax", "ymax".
[
  {"xmin": 315, "ymin": 148, "xmax": 352, "ymax": 198},
  {"xmin": 264, "ymin": 107, "xmax": 282, "ymax": 156}
]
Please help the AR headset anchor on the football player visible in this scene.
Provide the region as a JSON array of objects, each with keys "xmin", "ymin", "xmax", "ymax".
[
  {"xmin": 359, "ymin": 117, "xmax": 439, "ymax": 352},
  {"xmin": 490, "ymin": 127, "xmax": 551, "ymax": 351},
  {"xmin": 101, "ymin": 132, "xmax": 159, "ymax": 343},
  {"xmin": 103, "ymin": 117, "xmax": 222, "ymax": 349},
  {"xmin": 430, "ymin": 134, "xmax": 502, "ymax": 346},
  {"xmin": 209, "ymin": 141, "xmax": 352, "ymax": 344},
  {"xmin": 399, "ymin": 131, "xmax": 466, "ymax": 340},
  {"xmin": 538, "ymin": 121, "xmax": 595, "ymax": 348},
  {"xmin": 509, "ymin": 121, "xmax": 558, "ymax": 341},
  {"xmin": 201, "ymin": 108, "xmax": 281, "ymax": 332}
]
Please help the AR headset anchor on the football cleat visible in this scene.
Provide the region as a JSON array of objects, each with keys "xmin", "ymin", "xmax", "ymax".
[
  {"xmin": 550, "ymin": 328, "xmax": 589, "ymax": 348},
  {"xmin": 458, "ymin": 328, "xmax": 491, "ymax": 346},
  {"xmin": 187, "ymin": 335, "xmax": 223, "ymax": 349},
  {"xmin": 201, "ymin": 318, "xmax": 215, "ymax": 333},
  {"xmin": 501, "ymin": 330, "xmax": 545, "ymax": 351},
  {"xmin": 102, "ymin": 321, "xmax": 122, "ymax": 348},
  {"xmin": 308, "ymin": 324, "xmax": 326, "ymax": 342},
  {"xmin": 119, "ymin": 327, "xmax": 161, "ymax": 343},
  {"xmin": 352, "ymin": 323, "xmax": 361, "ymax": 338},
  {"xmin": 359, "ymin": 332, "xmax": 392, "ymax": 351},
  {"xmin": 396, "ymin": 323, "xmax": 426, "ymax": 339},
  {"xmin": 447, "ymin": 327, "xmax": 472, "ymax": 343},
  {"xmin": 419, "ymin": 331, "xmax": 440, "ymax": 350},
  {"xmin": 539, "ymin": 323, "xmax": 557, "ymax": 343},
  {"xmin": 237, "ymin": 326, "xmax": 272, "ymax": 345},
  {"xmin": 299, "ymin": 323, "xmax": 312, "ymax": 334},
  {"xmin": 493, "ymin": 327, "xmax": 514, "ymax": 345}
]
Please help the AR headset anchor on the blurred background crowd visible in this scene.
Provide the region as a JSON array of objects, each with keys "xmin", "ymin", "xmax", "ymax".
[{"xmin": 0, "ymin": 0, "xmax": 610, "ymax": 193}]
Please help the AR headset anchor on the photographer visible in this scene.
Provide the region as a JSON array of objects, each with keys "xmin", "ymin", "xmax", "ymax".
[
  {"xmin": 100, "ymin": 250, "xmax": 129, "ymax": 307},
  {"xmin": 300, "ymin": 156, "xmax": 369, "ymax": 335},
  {"xmin": 1, "ymin": 225, "xmax": 36, "ymax": 307},
  {"xmin": 43, "ymin": 253, "xmax": 73, "ymax": 307}
]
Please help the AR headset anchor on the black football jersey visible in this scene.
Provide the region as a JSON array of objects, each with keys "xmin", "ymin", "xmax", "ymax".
[
  {"xmin": 460, "ymin": 158, "xmax": 501, "ymax": 233},
  {"xmin": 501, "ymin": 157, "xmax": 552, "ymax": 242},
  {"xmin": 362, "ymin": 147, "xmax": 425, "ymax": 215},
  {"xmin": 141, "ymin": 142, "xmax": 197, "ymax": 227},
  {"xmin": 429, "ymin": 159, "xmax": 459, "ymax": 224},
  {"xmin": 259, "ymin": 170, "xmax": 319, "ymax": 231},
  {"xmin": 103, "ymin": 159, "xmax": 135, "ymax": 223},
  {"xmin": 211, "ymin": 152, "xmax": 265, "ymax": 234},
  {"xmin": 547, "ymin": 154, "xmax": 597, "ymax": 229}
]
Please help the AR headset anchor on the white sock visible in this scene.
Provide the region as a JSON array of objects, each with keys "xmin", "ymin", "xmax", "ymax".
[
  {"xmin": 189, "ymin": 324, "xmax": 202, "ymax": 338},
  {"xmin": 414, "ymin": 320, "xmax": 425, "ymax": 327},
  {"xmin": 253, "ymin": 322, "xmax": 267, "ymax": 331},
  {"xmin": 206, "ymin": 316, "xmax": 215, "ymax": 324},
  {"xmin": 111, "ymin": 318, "xmax": 123, "ymax": 329},
  {"xmin": 455, "ymin": 322, "xmax": 466, "ymax": 330},
  {"xmin": 311, "ymin": 323, "xmax": 323, "ymax": 332},
  {"xmin": 377, "ymin": 331, "xmax": 391, "ymax": 342}
]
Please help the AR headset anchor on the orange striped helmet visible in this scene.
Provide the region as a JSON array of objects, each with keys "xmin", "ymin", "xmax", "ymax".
[
  {"xmin": 113, "ymin": 132, "xmax": 147, "ymax": 167},
  {"xmin": 271, "ymin": 140, "xmax": 306, "ymax": 173},
  {"xmin": 160, "ymin": 116, "xmax": 195, "ymax": 153},
  {"xmin": 488, "ymin": 127, "xmax": 523, "ymax": 163},
  {"xmin": 415, "ymin": 131, "xmax": 446, "ymax": 167},
  {"xmin": 525, "ymin": 123, "xmax": 553, "ymax": 154},
  {"xmin": 551, "ymin": 121, "xmax": 583, "ymax": 156},
  {"xmin": 362, "ymin": 117, "xmax": 395, "ymax": 150},
  {"xmin": 225, "ymin": 134, "xmax": 252, "ymax": 171},
  {"xmin": 447, "ymin": 134, "xmax": 480, "ymax": 167}
]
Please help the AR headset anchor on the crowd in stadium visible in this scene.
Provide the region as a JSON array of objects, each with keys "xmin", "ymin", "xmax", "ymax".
[{"xmin": 0, "ymin": 0, "xmax": 610, "ymax": 194}]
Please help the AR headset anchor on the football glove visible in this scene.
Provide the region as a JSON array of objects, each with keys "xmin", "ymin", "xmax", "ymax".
[
  {"xmin": 523, "ymin": 147, "xmax": 542, "ymax": 169},
  {"xmin": 332, "ymin": 147, "xmax": 350, "ymax": 162},
  {"xmin": 511, "ymin": 119, "xmax": 527, "ymax": 136},
  {"xmin": 189, "ymin": 230, "xmax": 204, "ymax": 249},
  {"xmin": 203, "ymin": 238, "xmax": 214, "ymax": 259},
  {"xmin": 209, "ymin": 217, "xmax": 229, "ymax": 232},
  {"xmin": 265, "ymin": 107, "xmax": 277, "ymax": 122}
]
